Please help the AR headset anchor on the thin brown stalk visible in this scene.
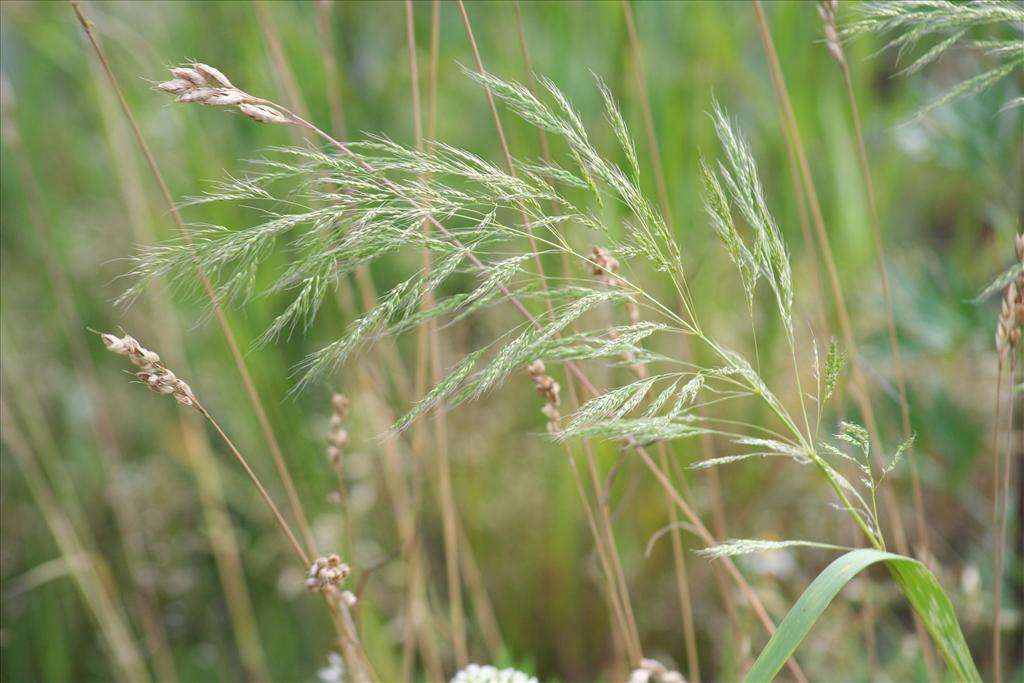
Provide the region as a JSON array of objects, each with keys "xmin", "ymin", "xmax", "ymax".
[
  {"xmin": 620, "ymin": 0, "xmax": 672, "ymax": 226},
  {"xmin": 623, "ymin": 6, "xmax": 775, "ymax": 677},
  {"xmin": 751, "ymin": 2, "xmax": 935, "ymax": 674},
  {"xmin": 1, "ymin": 400, "xmax": 150, "ymax": 683},
  {"xmin": 320, "ymin": 6, "xmax": 493, "ymax": 674},
  {"xmin": 194, "ymin": 400, "xmax": 311, "ymax": 567},
  {"xmin": 658, "ymin": 447, "xmax": 701, "ymax": 683},
  {"xmin": 327, "ymin": 280, "xmax": 440, "ymax": 681},
  {"xmin": 254, "ymin": 0, "xmax": 313, "ymax": 147},
  {"xmin": 560, "ymin": 438, "xmax": 642, "ymax": 672},
  {"xmin": 71, "ymin": 0, "xmax": 319, "ymax": 562},
  {"xmin": 81, "ymin": 52, "xmax": 271, "ymax": 679}
]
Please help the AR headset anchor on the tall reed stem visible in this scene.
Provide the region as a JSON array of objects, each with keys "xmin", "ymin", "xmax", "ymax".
[{"xmin": 409, "ymin": 2, "xmax": 469, "ymax": 668}]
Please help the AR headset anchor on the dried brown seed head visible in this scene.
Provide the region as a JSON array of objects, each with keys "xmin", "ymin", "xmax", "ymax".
[
  {"xmin": 157, "ymin": 78, "xmax": 192, "ymax": 94},
  {"xmin": 192, "ymin": 63, "xmax": 233, "ymax": 89},
  {"xmin": 238, "ymin": 103, "xmax": 288, "ymax": 125},
  {"xmin": 203, "ymin": 90, "xmax": 247, "ymax": 107},
  {"xmin": 170, "ymin": 66, "xmax": 206, "ymax": 86},
  {"xmin": 331, "ymin": 393, "xmax": 350, "ymax": 418}
]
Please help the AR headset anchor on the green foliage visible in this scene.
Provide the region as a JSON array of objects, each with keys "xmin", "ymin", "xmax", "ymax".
[
  {"xmin": 1, "ymin": 1, "xmax": 1015, "ymax": 681},
  {"xmin": 845, "ymin": 0, "xmax": 1024, "ymax": 119},
  {"xmin": 746, "ymin": 549, "xmax": 981, "ymax": 682}
]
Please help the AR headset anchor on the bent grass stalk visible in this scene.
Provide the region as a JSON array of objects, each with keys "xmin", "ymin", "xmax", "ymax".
[
  {"xmin": 79, "ymin": 51, "xmax": 272, "ymax": 679},
  {"xmin": 412, "ymin": 3, "xmax": 469, "ymax": 668},
  {"xmin": 70, "ymin": 1, "xmax": 319, "ymax": 563},
  {"xmin": 510, "ymin": 12, "xmax": 640, "ymax": 674},
  {"xmin": 99, "ymin": 331, "xmax": 377, "ymax": 681},
  {"xmin": 751, "ymin": 2, "xmax": 938, "ymax": 673}
]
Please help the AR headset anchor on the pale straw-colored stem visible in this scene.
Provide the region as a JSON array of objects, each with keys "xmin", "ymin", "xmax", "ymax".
[{"xmin": 193, "ymin": 400, "xmax": 311, "ymax": 567}]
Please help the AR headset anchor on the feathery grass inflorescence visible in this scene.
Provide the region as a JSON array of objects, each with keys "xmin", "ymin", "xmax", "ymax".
[
  {"xmin": 130, "ymin": 60, "xmax": 983, "ymax": 677},
  {"xmin": 135, "ymin": 67, "xmax": 897, "ymax": 561},
  {"xmin": 844, "ymin": 0, "xmax": 1024, "ymax": 118}
]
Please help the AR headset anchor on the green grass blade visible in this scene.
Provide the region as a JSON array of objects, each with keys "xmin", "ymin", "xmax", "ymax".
[{"xmin": 744, "ymin": 548, "xmax": 980, "ymax": 682}]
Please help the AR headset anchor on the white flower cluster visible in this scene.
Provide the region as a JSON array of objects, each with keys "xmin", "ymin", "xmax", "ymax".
[{"xmin": 450, "ymin": 664, "xmax": 539, "ymax": 683}]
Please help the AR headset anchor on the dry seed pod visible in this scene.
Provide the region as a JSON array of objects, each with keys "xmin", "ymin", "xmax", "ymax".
[
  {"xmin": 102, "ymin": 332, "xmax": 197, "ymax": 407},
  {"xmin": 306, "ymin": 553, "xmax": 351, "ymax": 593},
  {"xmin": 203, "ymin": 90, "xmax": 247, "ymax": 106},
  {"xmin": 193, "ymin": 62, "xmax": 233, "ymax": 88},
  {"xmin": 157, "ymin": 78, "xmax": 192, "ymax": 94},
  {"xmin": 176, "ymin": 88, "xmax": 218, "ymax": 104},
  {"xmin": 170, "ymin": 66, "xmax": 207, "ymax": 86},
  {"xmin": 238, "ymin": 103, "xmax": 288, "ymax": 125}
]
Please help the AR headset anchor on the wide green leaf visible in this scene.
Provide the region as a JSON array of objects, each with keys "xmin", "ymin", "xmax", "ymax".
[{"xmin": 745, "ymin": 548, "xmax": 980, "ymax": 682}]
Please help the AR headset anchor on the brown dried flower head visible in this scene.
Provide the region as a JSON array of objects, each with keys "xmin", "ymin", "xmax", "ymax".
[
  {"xmin": 589, "ymin": 245, "xmax": 620, "ymax": 284},
  {"xmin": 327, "ymin": 393, "xmax": 350, "ymax": 464},
  {"xmin": 995, "ymin": 233, "xmax": 1024, "ymax": 363},
  {"xmin": 527, "ymin": 359, "xmax": 561, "ymax": 433},
  {"xmin": 306, "ymin": 553, "xmax": 351, "ymax": 593},
  {"xmin": 101, "ymin": 332, "xmax": 196, "ymax": 406},
  {"xmin": 157, "ymin": 63, "xmax": 289, "ymax": 125}
]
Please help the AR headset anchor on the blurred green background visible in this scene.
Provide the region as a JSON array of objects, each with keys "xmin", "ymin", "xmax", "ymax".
[{"xmin": 0, "ymin": 1, "xmax": 1020, "ymax": 681}]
